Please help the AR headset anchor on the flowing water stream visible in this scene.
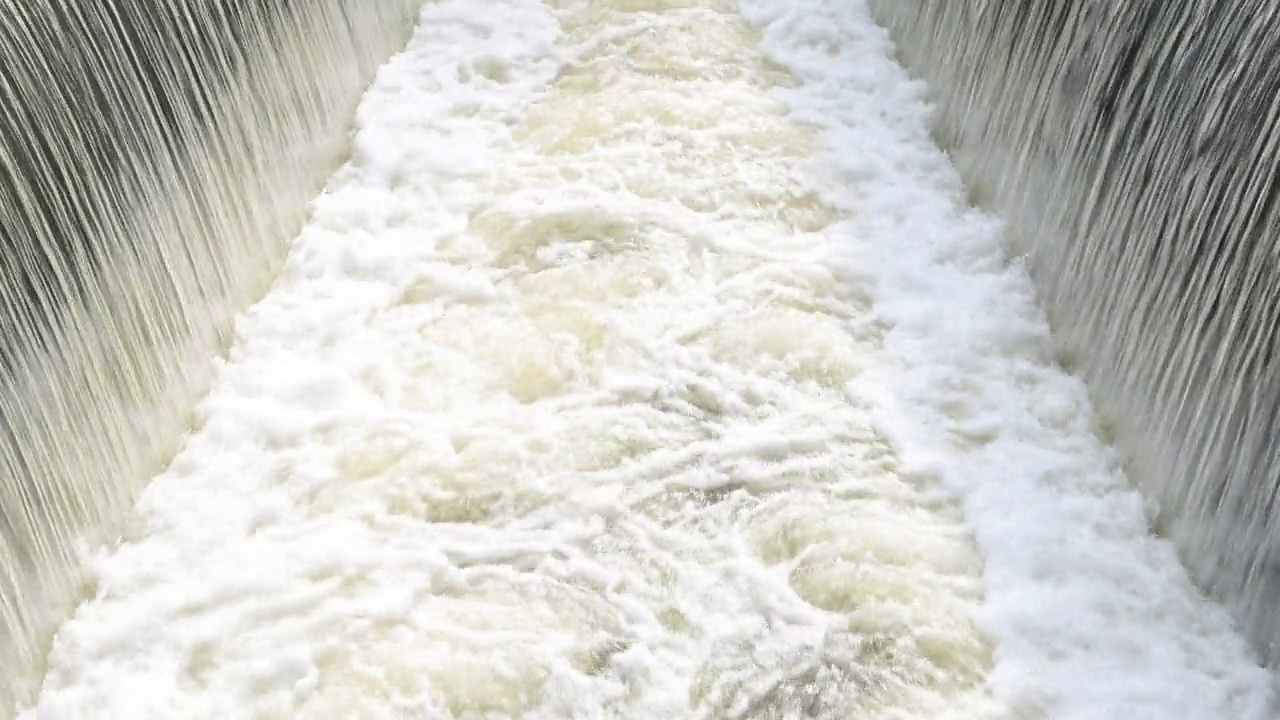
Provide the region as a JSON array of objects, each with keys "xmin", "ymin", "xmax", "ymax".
[
  {"xmin": 5, "ymin": 1, "xmax": 1277, "ymax": 718},
  {"xmin": 871, "ymin": 0, "xmax": 1280, "ymax": 666},
  {"xmin": 0, "ymin": 2, "xmax": 418, "ymax": 710}
]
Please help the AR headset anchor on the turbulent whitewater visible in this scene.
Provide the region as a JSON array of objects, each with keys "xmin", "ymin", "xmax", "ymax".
[
  {"xmin": 870, "ymin": 0, "xmax": 1280, "ymax": 665},
  {"xmin": 0, "ymin": 2, "xmax": 417, "ymax": 711},
  {"xmin": 23, "ymin": 1, "xmax": 1276, "ymax": 718}
]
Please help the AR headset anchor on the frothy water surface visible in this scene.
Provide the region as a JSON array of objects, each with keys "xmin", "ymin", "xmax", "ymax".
[
  {"xmin": 28, "ymin": 1, "xmax": 1277, "ymax": 718},
  {"xmin": 0, "ymin": 2, "xmax": 417, "ymax": 712}
]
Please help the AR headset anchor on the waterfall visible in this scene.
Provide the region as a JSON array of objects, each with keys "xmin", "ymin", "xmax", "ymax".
[
  {"xmin": 0, "ymin": 2, "xmax": 418, "ymax": 712},
  {"xmin": 869, "ymin": 1, "xmax": 1280, "ymax": 664},
  {"xmin": 8, "ymin": 1, "xmax": 1279, "ymax": 716}
]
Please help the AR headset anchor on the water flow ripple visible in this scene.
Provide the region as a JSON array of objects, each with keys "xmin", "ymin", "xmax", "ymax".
[
  {"xmin": 31, "ymin": 0, "xmax": 998, "ymax": 717},
  {"xmin": 0, "ymin": 2, "xmax": 417, "ymax": 712},
  {"xmin": 743, "ymin": 0, "xmax": 1275, "ymax": 716},
  {"xmin": 869, "ymin": 0, "xmax": 1280, "ymax": 667},
  {"xmin": 30, "ymin": 0, "xmax": 1278, "ymax": 718}
]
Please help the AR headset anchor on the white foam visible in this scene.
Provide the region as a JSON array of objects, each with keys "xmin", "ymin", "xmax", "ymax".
[
  {"xmin": 29, "ymin": 1, "xmax": 1008, "ymax": 718},
  {"xmin": 738, "ymin": 0, "xmax": 1276, "ymax": 717},
  {"xmin": 28, "ymin": 1, "xmax": 1274, "ymax": 718}
]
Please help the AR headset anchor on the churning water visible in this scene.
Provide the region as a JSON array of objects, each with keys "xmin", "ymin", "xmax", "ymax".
[
  {"xmin": 871, "ymin": 0, "xmax": 1280, "ymax": 668},
  {"xmin": 0, "ymin": 0, "xmax": 418, "ymax": 711},
  {"xmin": 5, "ymin": 0, "xmax": 1278, "ymax": 718}
]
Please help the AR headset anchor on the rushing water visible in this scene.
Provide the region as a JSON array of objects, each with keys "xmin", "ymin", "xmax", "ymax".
[
  {"xmin": 8, "ymin": 0, "xmax": 1279, "ymax": 718},
  {"xmin": 0, "ymin": 1, "xmax": 418, "ymax": 712},
  {"xmin": 869, "ymin": 0, "xmax": 1280, "ymax": 666}
]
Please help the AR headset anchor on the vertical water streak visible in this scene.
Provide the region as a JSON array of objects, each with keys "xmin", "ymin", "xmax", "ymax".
[
  {"xmin": 869, "ymin": 0, "xmax": 1280, "ymax": 663},
  {"xmin": 24, "ymin": 1, "xmax": 1006, "ymax": 715},
  {"xmin": 0, "ymin": 1, "xmax": 418, "ymax": 712}
]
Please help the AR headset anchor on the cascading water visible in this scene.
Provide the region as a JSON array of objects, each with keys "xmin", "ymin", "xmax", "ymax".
[
  {"xmin": 0, "ymin": 2, "xmax": 418, "ymax": 712},
  {"xmin": 9, "ymin": 0, "xmax": 1280, "ymax": 717},
  {"xmin": 869, "ymin": 1, "xmax": 1280, "ymax": 666}
]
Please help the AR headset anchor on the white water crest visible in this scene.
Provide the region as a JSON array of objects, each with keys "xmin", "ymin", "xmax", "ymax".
[
  {"xmin": 0, "ymin": 2, "xmax": 417, "ymax": 712},
  {"xmin": 27, "ymin": 0, "xmax": 1275, "ymax": 718}
]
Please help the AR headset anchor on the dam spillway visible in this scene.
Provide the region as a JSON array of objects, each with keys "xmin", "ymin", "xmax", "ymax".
[
  {"xmin": 4, "ymin": 0, "xmax": 1278, "ymax": 718},
  {"xmin": 870, "ymin": 0, "xmax": 1280, "ymax": 667},
  {"xmin": 0, "ymin": 0, "xmax": 419, "ymax": 710}
]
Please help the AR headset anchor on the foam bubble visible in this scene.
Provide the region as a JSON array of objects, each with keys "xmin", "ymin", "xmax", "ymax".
[
  {"xmin": 739, "ymin": 0, "xmax": 1277, "ymax": 717},
  {"xmin": 31, "ymin": 1, "xmax": 1263, "ymax": 718},
  {"xmin": 27, "ymin": 1, "xmax": 1007, "ymax": 718}
]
